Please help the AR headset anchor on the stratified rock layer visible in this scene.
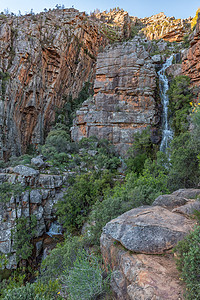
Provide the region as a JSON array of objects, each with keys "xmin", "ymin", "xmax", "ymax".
[
  {"xmin": 71, "ymin": 38, "xmax": 158, "ymax": 155},
  {"xmin": 101, "ymin": 189, "xmax": 199, "ymax": 299},
  {"xmin": 182, "ymin": 14, "xmax": 200, "ymax": 89},
  {"xmin": 0, "ymin": 9, "xmax": 108, "ymax": 160},
  {"xmin": 0, "ymin": 165, "xmax": 70, "ymax": 268},
  {"xmin": 141, "ymin": 12, "xmax": 191, "ymax": 42}
]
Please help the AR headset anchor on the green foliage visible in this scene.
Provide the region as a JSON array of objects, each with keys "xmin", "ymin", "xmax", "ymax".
[
  {"xmin": 182, "ymin": 34, "xmax": 190, "ymax": 48},
  {"xmin": 173, "ymin": 225, "xmax": 200, "ymax": 299},
  {"xmin": 0, "ymin": 253, "xmax": 8, "ymax": 269},
  {"xmin": 56, "ymin": 82, "xmax": 92, "ymax": 131},
  {"xmin": 8, "ymin": 154, "xmax": 33, "ymax": 167},
  {"xmin": 0, "ymin": 182, "xmax": 24, "ymax": 203},
  {"xmin": 168, "ymin": 131, "xmax": 200, "ymax": 190},
  {"xmin": 56, "ymin": 170, "xmax": 114, "ymax": 233},
  {"xmin": 89, "ymin": 152, "xmax": 169, "ymax": 245},
  {"xmin": 0, "ymin": 270, "xmax": 25, "ymax": 298},
  {"xmin": 168, "ymin": 75, "xmax": 192, "ymax": 135},
  {"xmin": 2, "ymin": 281, "xmax": 61, "ymax": 300},
  {"xmin": 126, "ymin": 128, "xmax": 157, "ymax": 174},
  {"xmin": 40, "ymin": 235, "xmax": 84, "ymax": 283},
  {"xmin": 11, "ymin": 216, "xmax": 37, "ymax": 263},
  {"xmin": 63, "ymin": 249, "xmax": 109, "ymax": 300}
]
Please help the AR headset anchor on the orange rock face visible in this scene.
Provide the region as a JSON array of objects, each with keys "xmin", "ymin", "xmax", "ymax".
[
  {"xmin": 0, "ymin": 9, "xmax": 108, "ymax": 159},
  {"xmin": 71, "ymin": 37, "xmax": 160, "ymax": 155},
  {"xmin": 182, "ymin": 14, "xmax": 200, "ymax": 90}
]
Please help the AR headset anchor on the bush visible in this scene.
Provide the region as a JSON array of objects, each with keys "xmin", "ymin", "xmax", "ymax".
[
  {"xmin": 11, "ymin": 215, "xmax": 37, "ymax": 262},
  {"xmin": 168, "ymin": 132, "xmax": 200, "ymax": 190},
  {"xmin": 173, "ymin": 225, "xmax": 200, "ymax": 299},
  {"xmin": 0, "ymin": 182, "xmax": 24, "ymax": 203},
  {"xmin": 126, "ymin": 128, "xmax": 156, "ymax": 175},
  {"xmin": 56, "ymin": 170, "xmax": 114, "ymax": 233},
  {"xmin": 88, "ymin": 152, "xmax": 169, "ymax": 245},
  {"xmin": 40, "ymin": 235, "xmax": 84, "ymax": 283},
  {"xmin": 168, "ymin": 75, "xmax": 192, "ymax": 135},
  {"xmin": 63, "ymin": 249, "xmax": 109, "ymax": 300},
  {"xmin": 3, "ymin": 280, "xmax": 61, "ymax": 300}
]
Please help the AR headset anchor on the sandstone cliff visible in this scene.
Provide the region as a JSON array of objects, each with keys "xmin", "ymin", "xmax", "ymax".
[
  {"xmin": 182, "ymin": 13, "xmax": 200, "ymax": 93},
  {"xmin": 0, "ymin": 8, "xmax": 109, "ymax": 160},
  {"xmin": 0, "ymin": 8, "xmax": 192, "ymax": 159},
  {"xmin": 141, "ymin": 12, "xmax": 191, "ymax": 42},
  {"xmin": 71, "ymin": 37, "xmax": 159, "ymax": 155}
]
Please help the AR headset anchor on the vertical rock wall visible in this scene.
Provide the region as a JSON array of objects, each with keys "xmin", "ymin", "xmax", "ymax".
[
  {"xmin": 71, "ymin": 37, "xmax": 159, "ymax": 155},
  {"xmin": 0, "ymin": 9, "xmax": 107, "ymax": 159}
]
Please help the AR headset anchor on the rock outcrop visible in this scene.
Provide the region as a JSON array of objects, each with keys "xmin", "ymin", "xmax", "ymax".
[
  {"xmin": 100, "ymin": 189, "xmax": 200, "ymax": 299},
  {"xmin": 71, "ymin": 37, "xmax": 159, "ymax": 155},
  {"xmin": 182, "ymin": 13, "xmax": 200, "ymax": 93},
  {"xmin": 141, "ymin": 12, "xmax": 191, "ymax": 42},
  {"xmin": 0, "ymin": 165, "xmax": 70, "ymax": 268},
  {"xmin": 0, "ymin": 9, "xmax": 109, "ymax": 160}
]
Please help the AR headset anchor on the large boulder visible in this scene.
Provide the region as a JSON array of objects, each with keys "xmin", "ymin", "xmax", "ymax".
[
  {"xmin": 102, "ymin": 206, "xmax": 194, "ymax": 254},
  {"xmin": 13, "ymin": 165, "xmax": 39, "ymax": 177},
  {"xmin": 101, "ymin": 189, "xmax": 200, "ymax": 299},
  {"xmin": 152, "ymin": 194, "xmax": 188, "ymax": 208}
]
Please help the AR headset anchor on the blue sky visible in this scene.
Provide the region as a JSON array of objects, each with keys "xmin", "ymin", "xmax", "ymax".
[{"xmin": 0, "ymin": 0, "xmax": 199, "ymax": 19}]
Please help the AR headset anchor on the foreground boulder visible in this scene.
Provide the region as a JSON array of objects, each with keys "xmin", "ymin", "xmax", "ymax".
[
  {"xmin": 101, "ymin": 189, "xmax": 199, "ymax": 299},
  {"xmin": 102, "ymin": 206, "xmax": 194, "ymax": 254}
]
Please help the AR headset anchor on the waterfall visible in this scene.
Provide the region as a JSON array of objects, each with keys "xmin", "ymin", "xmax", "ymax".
[
  {"xmin": 158, "ymin": 55, "xmax": 174, "ymax": 152},
  {"xmin": 46, "ymin": 221, "xmax": 62, "ymax": 237}
]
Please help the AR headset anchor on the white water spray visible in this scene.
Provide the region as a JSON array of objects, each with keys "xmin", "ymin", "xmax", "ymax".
[{"xmin": 158, "ymin": 55, "xmax": 174, "ymax": 152}]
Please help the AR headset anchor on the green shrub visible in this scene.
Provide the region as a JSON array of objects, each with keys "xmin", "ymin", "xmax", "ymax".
[
  {"xmin": 11, "ymin": 216, "xmax": 37, "ymax": 262},
  {"xmin": 3, "ymin": 280, "xmax": 61, "ymax": 300},
  {"xmin": 126, "ymin": 128, "xmax": 156, "ymax": 175},
  {"xmin": 0, "ymin": 182, "xmax": 24, "ymax": 203},
  {"xmin": 168, "ymin": 132, "xmax": 200, "ymax": 190},
  {"xmin": 88, "ymin": 152, "xmax": 169, "ymax": 245},
  {"xmin": 173, "ymin": 226, "xmax": 200, "ymax": 299},
  {"xmin": 40, "ymin": 235, "xmax": 84, "ymax": 283},
  {"xmin": 56, "ymin": 170, "xmax": 114, "ymax": 233},
  {"xmin": 168, "ymin": 75, "xmax": 192, "ymax": 135},
  {"xmin": 63, "ymin": 249, "xmax": 109, "ymax": 300}
]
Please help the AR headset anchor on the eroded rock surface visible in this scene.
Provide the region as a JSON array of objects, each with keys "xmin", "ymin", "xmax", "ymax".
[
  {"xmin": 102, "ymin": 206, "xmax": 194, "ymax": 254},
  {"xmin": 182, "ymin": 14, "xmax": 200, "ymax": 93},
  {"xmin": 71, "ymin": 37, "xmax": 159, "ymax": 155},
  {"xmin": 0, "ymin": 9, "xmax": 108, "ymax": 159},
  {"xmin": 0, "ymin": 165, "xmax": 70, "ymax": 268}
]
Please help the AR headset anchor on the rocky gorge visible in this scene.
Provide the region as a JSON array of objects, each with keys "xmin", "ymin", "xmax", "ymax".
[{"xmin": 0, "ymin": 6, "xmax": 200, "ymax": 300}]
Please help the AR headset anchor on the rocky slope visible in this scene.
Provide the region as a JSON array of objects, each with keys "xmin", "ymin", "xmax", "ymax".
[
  {"xmin": 0, "ymin": 158, "xmax": 70, "ymax": 268},
  {"xmin": 71, "ymin": 37, "xmax": 159, "ymax": 155},
  {"xmin": 101, "ymin": 189, "xmax": 200, "ymax": 299},
  {"xmin": 140, "ymin": 12, "xmax": 191, "ymax": 42}
]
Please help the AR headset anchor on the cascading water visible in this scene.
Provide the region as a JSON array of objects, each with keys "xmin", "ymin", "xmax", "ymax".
[{"xmin": 158, "ymin": 55, "xmax": 174, "ymax": 153}]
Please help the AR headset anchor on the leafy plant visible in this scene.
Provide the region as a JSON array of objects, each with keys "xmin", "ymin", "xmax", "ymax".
[
  {"xmin": 173, "ymin": 226, "xmax": 200, "ymax": 300},
  {"xmin": 0, "ymin": 182, "xmax": 24, "ymax": 203},
  {"xmin": 56, "ymin": 170, "xmax": 114, "ymax": 233},
  {"xmin": 63, "ymin": 249, "xmax": 109, "ymax": 300},
  {"xmin": 11, "ymin": 215, "xmax": 37, "ymax": 263},
  {"xmin": 168, "ymin": 75, "xmax": 192, "ymax": 135},
  {"xmin": 126, "ymin": 127, "xmax": 157, "ymax": 175}
]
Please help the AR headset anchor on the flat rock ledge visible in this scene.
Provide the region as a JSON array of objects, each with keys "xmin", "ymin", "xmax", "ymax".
[{"xmin": 100, "ymin": 189, "xmax": 200, "ymax": 299}]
